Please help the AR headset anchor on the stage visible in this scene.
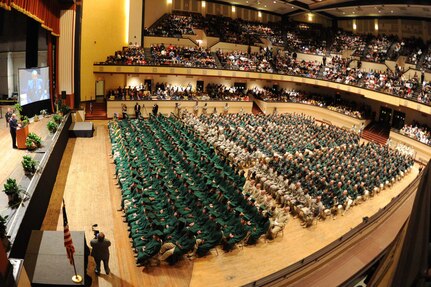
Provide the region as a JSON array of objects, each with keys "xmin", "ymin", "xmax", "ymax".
[
  {"xmin": 0, "ymin": 114, "xmax": 71, "ymax": 264},
  {"xmin": 69, "ymin": 122, "xmax": 94, "ymax": 138},
  {"xmin": 24, "ymin": 230, "xmax": 86, "ymax": 286}
]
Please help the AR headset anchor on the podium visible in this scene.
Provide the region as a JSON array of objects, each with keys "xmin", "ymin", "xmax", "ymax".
[
  {"xmin": 16, "ymin": 125, "xmax": 29, "ymax": 149},
  {"xmin": 24, "ymin": 230, "xmax": 86, "ymax": 286}
]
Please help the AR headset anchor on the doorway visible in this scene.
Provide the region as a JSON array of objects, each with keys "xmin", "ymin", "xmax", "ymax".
[
  {"xmin": 379, "ymin": 107, "xmax": 392, "ymax": 126},
  {"xmin": 392, "ymin": 110, "xmax": 405, "ymax": 130}
]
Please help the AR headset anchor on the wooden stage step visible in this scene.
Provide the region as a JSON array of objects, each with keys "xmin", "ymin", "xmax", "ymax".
[
  {"xmin": 252, "ymin": 102, "xmax": 263, "ymax": 115},
  {"xmin": 361, "ymin": 122, "xmax": 390, "ymax": 145},
  {"xmin": 85, "ymin": 102, "xmax": 107, "ymax": 120}
]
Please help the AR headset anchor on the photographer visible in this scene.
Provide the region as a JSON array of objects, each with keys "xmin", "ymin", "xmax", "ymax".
[{"xmin": 90, "ymin": 232, "xmax": 111, "ymax": 275}]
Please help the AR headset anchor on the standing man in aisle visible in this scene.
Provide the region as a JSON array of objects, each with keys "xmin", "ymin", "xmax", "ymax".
[
  {"xmin": 134, "ymin": 102, "xmax": 141, "ymax": 119},
  {"xmin": 152, "ymin": 103, "xmax": 159, "ymax": 116},
  {"xmin": 90, "ymin": 232, "xmax": 111, "ymax": 275}
]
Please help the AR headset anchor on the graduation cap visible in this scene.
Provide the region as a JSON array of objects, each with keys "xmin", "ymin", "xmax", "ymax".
[
  {"xmin": 132, "ymin": 178, "xmax": 141, "ymax": 184},
  {"xmin": 152, "ymin": 230, "xmax": 164, "ymax": 237},
  {"xmin": 178, "ymin": 217, "xmax": 188, "ymax": 224},
  {"xmin": 136, "ymin": 184, "xmax": 144, "ymax": 190},
  {"xmin": 209, "ymin": 210, "xmax": 218, "ymax": 217}
]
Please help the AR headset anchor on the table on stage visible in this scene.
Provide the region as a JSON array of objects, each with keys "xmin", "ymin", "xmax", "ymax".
[{"xmin": 24, "ymin": 230, "xmax": 87, "ymax": 286}]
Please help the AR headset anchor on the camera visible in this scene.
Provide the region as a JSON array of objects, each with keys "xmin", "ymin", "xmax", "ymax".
[{"xmin": 92, "ymin": 224, "xmax": 99, "ymax": 239}]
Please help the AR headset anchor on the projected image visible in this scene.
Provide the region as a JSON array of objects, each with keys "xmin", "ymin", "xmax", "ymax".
[{"xmin": 19, "ymin": 67, "xmax": 50, "ymax": 105}]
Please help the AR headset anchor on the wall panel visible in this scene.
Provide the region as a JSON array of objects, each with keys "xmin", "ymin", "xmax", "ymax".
[
  {"xmin": 338, "ymin": 18, "xmax": 431, "ymax": 41},
  {"xmin": 191, "ymin": 0, "xmax": 198, "ymax": 12},
  {"xmin": 81, "ymin": 0, "xmax": 129, "ymax": 101},
  {"xmin": 183, "ymin": 0, "xmax": 190, "ymax": 11},
  {"xmin": 174, "ymin": 0, "xmax": 182, "ymax": 10},
  {"xmin": 129, "ymin": 0, "xmax": 143, "ymax": 45},
  {"xmin": 144, "ymin": 0, "xmax": 171, "ymax": 28},
  {"xmin": 59, "ymin": 9, "xmax": 75, "ymax": 95}
]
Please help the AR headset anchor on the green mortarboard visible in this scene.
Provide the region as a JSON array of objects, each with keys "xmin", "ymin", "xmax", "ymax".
[
  {"xmin": 209, "ymin": 210, "xmax": 218, "ymax": 217},
  {"xmin": 153, "ymin": 230, "xmax": 163, "ymax": 236}
]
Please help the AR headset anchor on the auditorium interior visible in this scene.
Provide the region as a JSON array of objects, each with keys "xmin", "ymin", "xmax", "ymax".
[{"xmin": 1, "ymin": 0, "xmax": 431, "ymax": 286}]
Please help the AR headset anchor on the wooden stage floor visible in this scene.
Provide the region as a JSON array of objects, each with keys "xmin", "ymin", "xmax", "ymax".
[{"xmin": 0, "ymin": 119, "xmax": 417, "ymax": 287}]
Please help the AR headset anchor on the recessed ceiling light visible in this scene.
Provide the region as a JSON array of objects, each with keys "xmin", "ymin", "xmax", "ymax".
[
  {"xmin": 342, "ymin": 12, "xmax": 345, "ymax": 14},
  {"xmin": 391, "ymin": 10, "xmax": 394, "ymax": 13},
  {"xmin": 378, "ymin": 10, "xmax": 381, "ymax": 13},
  {"xmin": 264, "ymin": 4, "xmax": 267, "ymax": 7},
  {"xmin": 273, "ymin": 0, "xmax": 276, "ymax": 3},
  {"xmin": 352, "ymin": 11, "xmax": 355, "ymax": 14},
  {"xmin": 291, "ymin": 6, "xmax": 294, "ymax": 9}
]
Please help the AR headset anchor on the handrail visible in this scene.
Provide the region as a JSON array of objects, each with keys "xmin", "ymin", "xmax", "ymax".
[{"xmin": 244, "ymin": 172, "xmax": 421, "ymax": 287}]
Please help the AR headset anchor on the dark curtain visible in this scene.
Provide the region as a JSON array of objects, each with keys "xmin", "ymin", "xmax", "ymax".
[{"xmin": 392, "ymin": 161, "xmax": 431, "ymax": 287}]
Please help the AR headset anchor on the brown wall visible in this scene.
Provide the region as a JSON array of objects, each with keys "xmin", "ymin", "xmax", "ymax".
[
  {"xmin": 290, "ymin": 12, "xmax": 332, "ymax": 27},
  {"xmin": 338, "ymin": 18, "xmax": 431, "ymax": 41}
]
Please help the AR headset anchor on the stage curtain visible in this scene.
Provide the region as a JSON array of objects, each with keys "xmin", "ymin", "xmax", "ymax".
[
  {"xmin": 0, "ymin": 0, "xmax": 11, "ymax": 10},
  {"xmin": 10, "ymin": 0, "xmax": 60, "ymax": 36}
]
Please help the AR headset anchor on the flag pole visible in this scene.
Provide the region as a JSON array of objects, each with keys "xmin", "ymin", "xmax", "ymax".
[
  {"xmin": 71, "ymin": 255, "xmax": 82, "ymax": 283},
  {"xmin": 63, "ymin": 199, "xmax": 83, "ymax": 284}
]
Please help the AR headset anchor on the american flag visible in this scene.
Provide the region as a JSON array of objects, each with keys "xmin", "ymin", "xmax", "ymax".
[{"xmin": 63, "ymin": 201, "xmax": 75, "ymax": 265}]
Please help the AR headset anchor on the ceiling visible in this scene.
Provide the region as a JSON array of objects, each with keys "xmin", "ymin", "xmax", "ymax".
[{"xmin": 224, "ymin": 0, "xmax": 431, "ymax": 18}]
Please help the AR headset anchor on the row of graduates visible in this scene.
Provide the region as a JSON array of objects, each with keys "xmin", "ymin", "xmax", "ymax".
[
  {"xmin": 109, "ymin": 114, "xmax": 270, "ymax": 266},
  {"xmin": 267, "ymin": 141, "xmax": 413, "ymax": 209},
  {"xmin": 188, "ymin": 112, "xmax": 360, "ymax": 163},
  {"xmin": 245, "ymin": 142, "xmax": 414, "ymax": 226}
]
